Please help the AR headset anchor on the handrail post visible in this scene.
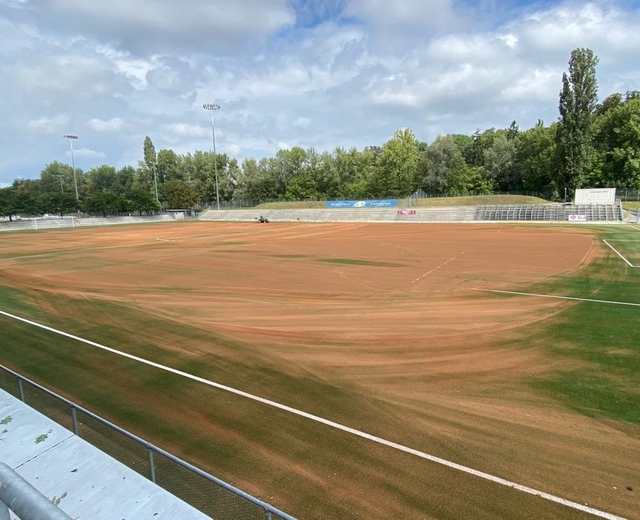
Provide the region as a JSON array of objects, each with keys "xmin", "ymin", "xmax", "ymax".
[
  {"xmin": 147, "ymin": 447, "xmax": 156, "ymax": 483},
  {"xmin": 71, "ymin": 407, "xmax": 79, "ymax": 435},
  {"xmin": 17, "ymin": 378, "xmax": 25, "ymax": 402}
]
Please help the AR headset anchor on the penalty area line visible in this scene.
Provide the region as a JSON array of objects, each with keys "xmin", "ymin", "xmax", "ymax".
[
  {"xmin": 473, "ymin": 289, "xmax": 640, "ymax": 308},
  {"xmin": 602, "ymin": 239, "xmax": 636, "ymax": 267},
  {"xmin": 412, "ymin": 252, "xmax": 465, "ymax": 284},
  {"xmin": 0, "ymin": 309, "xmax": 626, "ymax": 520}
]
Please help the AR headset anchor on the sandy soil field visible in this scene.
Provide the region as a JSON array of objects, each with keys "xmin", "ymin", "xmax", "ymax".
[{"xmin": 1, "ymin": 222, "xmax": 638, "ymax": 519}]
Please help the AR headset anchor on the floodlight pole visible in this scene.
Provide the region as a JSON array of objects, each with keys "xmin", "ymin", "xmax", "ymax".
[
  {"xmin": 63, "ymin": 135, "xmax": 79, "ymax": 200},
  {"xmin": 153, "ymin": 164, "xmax": 159, "ymax": 203},
  {"xmin": 203, "ymin": 103, "xmax": 221, "ymax": 210}
]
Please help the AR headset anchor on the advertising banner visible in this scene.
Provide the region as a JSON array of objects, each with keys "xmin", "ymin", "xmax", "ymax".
[
  {"xmin": 568, "ymin": 215, "xmax": 587, "ymax": 221},
  {"xmin": 325, "ymin": 200, "xmax": 399, "ymax": 208}
]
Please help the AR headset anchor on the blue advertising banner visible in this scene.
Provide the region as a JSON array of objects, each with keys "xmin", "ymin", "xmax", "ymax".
[{"xmin": 325, "ymin": 200, "xmax": 399, "ymax": 208}]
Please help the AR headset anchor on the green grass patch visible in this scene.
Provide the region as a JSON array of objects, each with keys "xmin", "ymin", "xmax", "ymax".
[
  {"xmin": 414, "ymin": 195, "xmax": 550, "ymax": 207},
  {"xmin": 622, "ymin": 201, "xmax": 640, "ymax": 211},
  {"xmin": 318, "ymin": 258, "xmax": 404, "ymax": 267},
  {"xmin": 534, "ymin": 374, "xmax": 640, "ymax": 423},
  {"xmin": 252, "ymin": 195, "xmax": 552, "ymax": 210},
  {"xmin": 602, "ymin": 236, "xmax": 640, "ymax": 265},
  {"xmin": 508, "ymin": 227, "xmax": 640, "ymax": 424},
  {"xmin": 255, "ymin": 201, "xmax": 328, "ymax": 209}
]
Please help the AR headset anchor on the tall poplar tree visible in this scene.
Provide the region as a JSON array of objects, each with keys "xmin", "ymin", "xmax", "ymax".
[{"xmin": 555, "ymin": 48, "xmax": 599, "ymax": 193}]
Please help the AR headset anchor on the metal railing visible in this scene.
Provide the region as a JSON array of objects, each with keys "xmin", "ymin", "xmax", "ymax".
[
  {"xmin": 0, "ymin": 365, "xmax": 296, "ymax": 520},
  {"xmin": 0, "ymin": 463, "xmax": 73, "ymax": 520}
]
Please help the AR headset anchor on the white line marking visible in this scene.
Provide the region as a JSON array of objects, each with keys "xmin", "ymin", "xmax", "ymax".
[
  {"xmin": 0, "ymin": 309, "xmax": 626, "ymax": 520},
  {"xmin": 412, "ymin": 252, "xmax": 464, "ymax": 284},
  {"xmin": 602, "ymin": 239, "xmax": 635, "ymax": 267},
  {"xmin": 629, "ymin": 225, "xmax": 640, "ymax": 231},
  {"xmin": 474, "ymin": 289, "xmax": 640, "ymax": 307}
]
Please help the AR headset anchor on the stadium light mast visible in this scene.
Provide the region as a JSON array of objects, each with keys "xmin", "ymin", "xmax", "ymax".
[
  {"xmin": 63, "ymin": 135, "xmax": 79, "ymax": 200},
  {"xmin": 203, "ymin": 103, "xmax": 221, "ymax": 210}
]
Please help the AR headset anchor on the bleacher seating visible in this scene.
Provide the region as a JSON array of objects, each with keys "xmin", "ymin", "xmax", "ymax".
[{"xmin": 474, "ymin": 202, "xmax": 622, "ymax": 222}]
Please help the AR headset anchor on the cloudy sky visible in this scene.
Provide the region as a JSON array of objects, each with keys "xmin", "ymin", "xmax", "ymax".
[{"xmin": 1, "ymin": 0, "xmax": 639, "ymax": 186}]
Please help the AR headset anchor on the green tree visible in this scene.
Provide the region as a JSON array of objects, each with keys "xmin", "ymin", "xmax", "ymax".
[
  {"xmin": 85, "ymin": 165, "xmax": 117, "ymax": 195},
  {"xmin": 314, "ymin": 151, "xmax": 339, "ymax": 199},
  {"xmin": 450, "ymin": 134, "xmax": 474, "ymax": 165},
  {"xmin": 235, "ymin": 158, "xmax": 279, "ymax": 202},
  {"xmin": 483, "ymin": 134, "xmax": 518, "ymax": 191},
  {"xmin": 115, "ymin": 166, "xmax": 136, "ymax": 195},
  {"xmin": 285, "ymin": 173, "xmax": 320, "ymax": 200},
  {"xmin": 555, "ymin": 47, "xmax": 599, "ymax": 192},
  {"xmin": 141, "ymin": 136, "xmax": 159, "ymax": 200},
  {"xmin": 13, "ymin": 178, "xmax": 42, "ymax": 197},
  {"xmin": 0, "ymin": 188, "xmax": 18, "ymax": 220},
  {"xmin": 334, "ymin": 147, "xmax": 372, "ymax": 199},
  {"xmin": 164, "ymin": 180, "xmax": 198, "ymax": 209},
  {"xmin": 124, "ymin": 189, "xmax": 161, "ymax": 214},
  {"xmin": 39, "ymin": 192, "xmax": 78, "ymax": 217},
  {"xmin": 592, "ymin": 97, "xmax": 640, "ymax": 188},
  {"xmin": 515, "ymin": 122, "xmax": 558, "ymax": 196},
  {"xmin": 157, "ymin": 149, "xmax": 181, "ymax": 183},
  {"xmin": 420, "ymin": 136, "xmax": 459, "ymax": 195},
  {"xmin": 83, "ymin": 192, "xmax": 123, "ymax": 217},
  {"xmin": 369, "ymin": 129, "xmax": 420, "ymax": 197},
  {"xmin": 468, "ymin": 129, "xmax": 502, "ymax": 168},
  {"xmin": 39, "ymin": 162, "xmax": 77, "ymax": 196},
  {"xmin": 595, "ymin": 93, "xmax": 623, "ymax": 116}
]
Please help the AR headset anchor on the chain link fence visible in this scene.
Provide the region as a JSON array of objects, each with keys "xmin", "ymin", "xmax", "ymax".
[{"xmin": 0, "ymin": 365, "xmax": 295, "ymax": 520}]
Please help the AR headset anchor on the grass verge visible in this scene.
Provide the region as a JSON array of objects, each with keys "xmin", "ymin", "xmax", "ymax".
[{"xmin": 510, "ymin": 226, "xmax": 640, "ymax": 425}]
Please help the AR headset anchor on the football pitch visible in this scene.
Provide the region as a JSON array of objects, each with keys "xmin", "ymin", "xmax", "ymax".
[{"xmin": 0, "ymin": 221, "xmax": 638, "ymax": 519}]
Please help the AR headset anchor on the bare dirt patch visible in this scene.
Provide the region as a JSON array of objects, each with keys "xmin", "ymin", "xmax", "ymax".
[{"xmin": 1, "ymin": 222, "xmax": 638, "ymax": 519}]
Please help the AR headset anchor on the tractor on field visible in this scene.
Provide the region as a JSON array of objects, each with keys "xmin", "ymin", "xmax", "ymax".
[{"xmin": 257, "ymin": 215, "xmax": 269, "ymax": 223}]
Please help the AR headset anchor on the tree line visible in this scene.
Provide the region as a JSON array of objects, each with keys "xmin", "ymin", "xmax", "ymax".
[{"xmin": 1, "ymin": 48, "xmax": 639, "ymax": 220}]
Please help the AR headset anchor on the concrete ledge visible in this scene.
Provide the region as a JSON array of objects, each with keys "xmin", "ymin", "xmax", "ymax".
[{"xmin": 0, "ymin": 390, "xmax": 210, "ymax": 519}]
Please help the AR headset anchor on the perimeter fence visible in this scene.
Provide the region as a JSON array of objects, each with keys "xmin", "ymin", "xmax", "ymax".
[{"xmin": 0, "ymin": 365, "xmax": 295, "ymax": 520}]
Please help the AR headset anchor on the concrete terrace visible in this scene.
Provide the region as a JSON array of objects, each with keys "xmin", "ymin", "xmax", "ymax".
[
  {"xmin": 199, "ymin": 203, "xmax": 628, "ymax": 224},
  {"xmin": 0, "ymin": 389, "xmax": 211, "ymax": 519},
  {"xmin": 199, "ymin": 206, "xmax": 479, "ymax": 223}
]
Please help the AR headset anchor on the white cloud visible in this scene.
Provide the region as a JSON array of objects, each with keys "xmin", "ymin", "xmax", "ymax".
[
  {"xmin": 498, "ymin": 34, "xmax": 518, "ymax": 49},
  {"xmin": 225, "ymin": 144, "xmax": 242, "ymax": 155},
  {"xmin": 164, "ymin": 123, "xmax": 208, "ymax": 138},
  {"xmin": 347, "ymin": 0, "xmax": 455, "ymax": 30},
  {"xmin": 501, "ymin": 68, "xmax": 560, "ymax": 102},
  {"xmin": 511, "ymin": 2, "xmax": 640, "ymax": 59},
  {"xmin": 40, "ymin": 0, "xmax": 295, "ymax": 53},
  {"xmin": 1, "ymin": 0, "xmax": 640, "ymax": 186},
  {"xmin": 293, "ymin": 117, "xmax": 311, "ymax": 128},
  {"xmin": 87, "ymin": 117, "xmax": 124, "ymax": 132},
  {"xmin": 27, "ymin": 114, "xmax": 70, "ymax": 134},
  {"xmin": 67, "ymin": 148, "xmax": 106, "ymax": 159}
]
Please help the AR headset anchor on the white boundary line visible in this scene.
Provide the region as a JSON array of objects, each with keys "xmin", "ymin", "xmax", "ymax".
[
  {"xmin": 602, "ymin": 239, "xmax": 636, "ymax": 267},
  {"xmin": 0, "ymin": 309, "xmax": 626, "ymax": 520},
  {"xmin": 412, "ymin": 252, "xmax": 464, "ymax": 284},
  {"xmin": 473, "ymin": 289, "xmax": 640, "ymax": 308}
]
